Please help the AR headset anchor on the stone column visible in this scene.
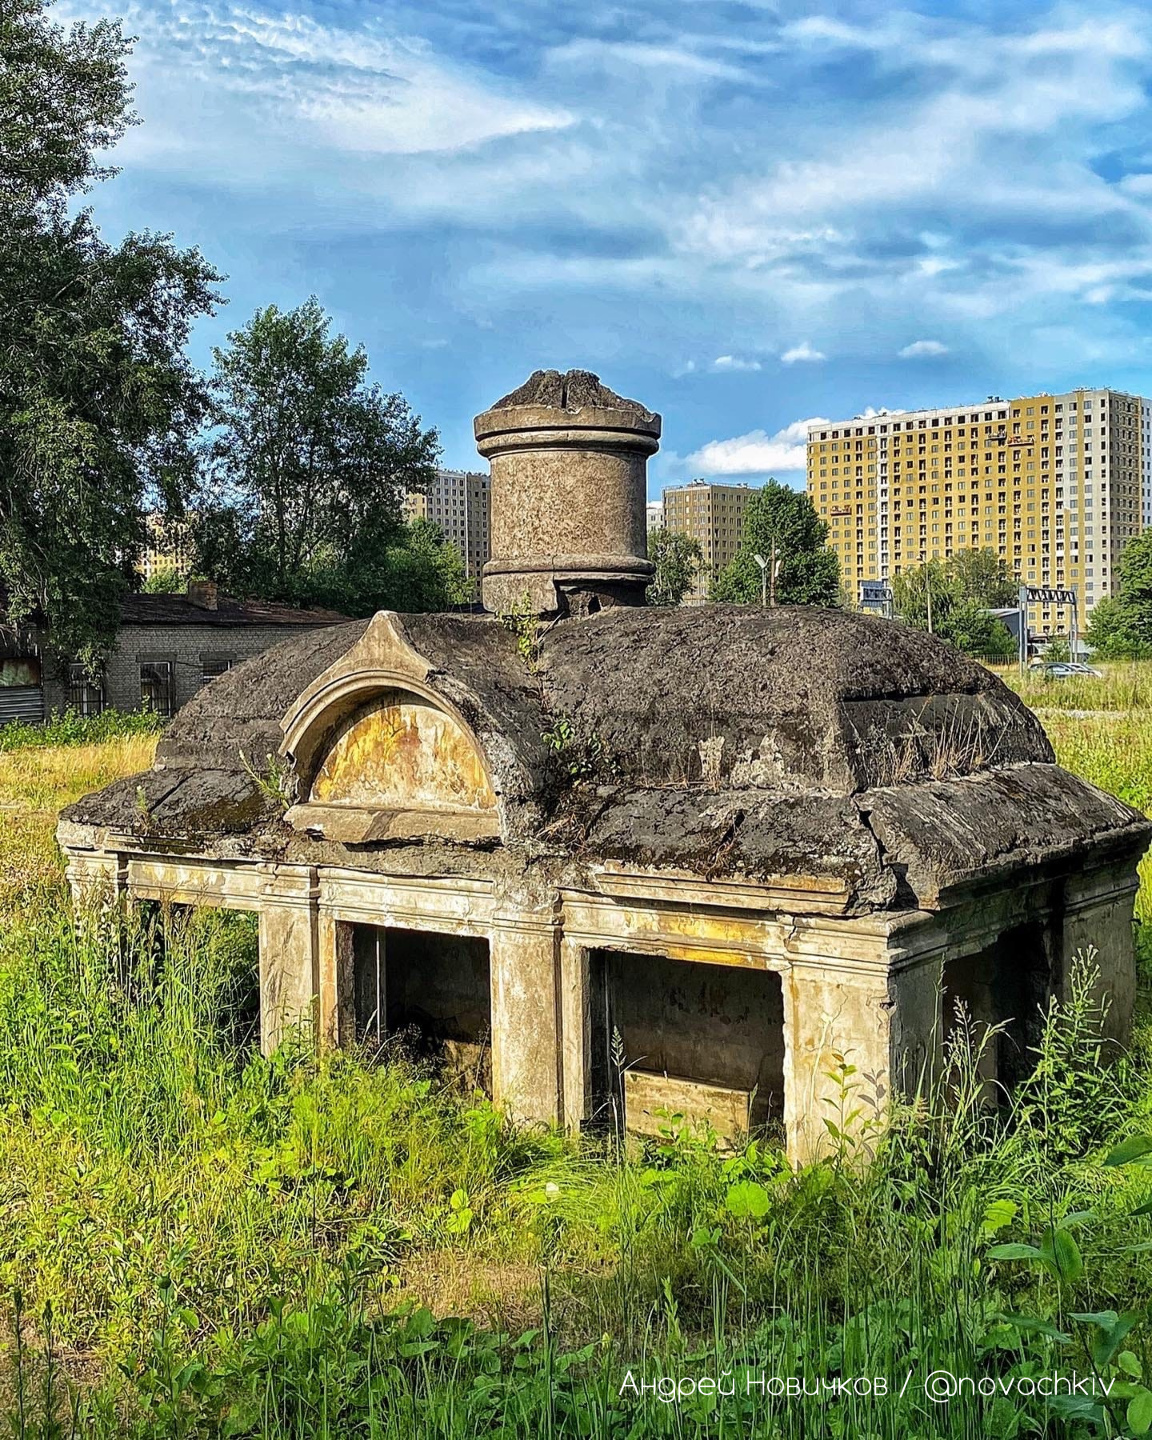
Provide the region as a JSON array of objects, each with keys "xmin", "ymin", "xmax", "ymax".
[
  {"xmin": 257, "ymin": 865, "xmax": 320, "ymax": 1055},
  {"xmin": 559, "ymin": 936, "xmax": 592, "ymax": 1131},
  {"xmin": 317, "ymin": 911, "xmax": 355, "ymax": 1050},
  {"xmin": 1061, "ymin": 861, "xmax": 1141, "ymax": 1045},
  {"xmin": 489, "ymin": 914, "xmax": 562, "ymax": 1125},
  {"xmin": 474, "ymin": 369, "xmax": 660, "ymax": 616}
]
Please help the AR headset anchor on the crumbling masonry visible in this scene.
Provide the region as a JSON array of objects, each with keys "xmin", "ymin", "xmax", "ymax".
[{"xmin": 58, "ymin": 371, "xmax": 1152, "ymax": 1159}]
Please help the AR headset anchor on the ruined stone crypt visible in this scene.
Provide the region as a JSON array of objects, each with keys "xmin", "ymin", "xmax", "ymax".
[{"xmin": 58, "ymin": 371, "xmax": 1152, "ymax": 1160}]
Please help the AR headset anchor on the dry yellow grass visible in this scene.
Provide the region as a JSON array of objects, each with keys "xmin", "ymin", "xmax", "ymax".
[
  {"xmin": 0, "ymin": 735, "xmax": 157, "ymax": 912},
  {"xmin": 0, "ymin": 734, "xmax": 157, "ymax": 814}
]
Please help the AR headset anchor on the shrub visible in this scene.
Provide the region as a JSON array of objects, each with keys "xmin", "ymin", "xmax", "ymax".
[{"xmin": 0, "ymin": 707, "xmax": 164, "ymax": 752}]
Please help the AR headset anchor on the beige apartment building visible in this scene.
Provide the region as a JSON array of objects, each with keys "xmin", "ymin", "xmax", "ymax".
[
  {"xmin": 139, "ymin": 513, "xmax": 194, "ymax": 584},
  {"xmin": 662, "ymin": 480, "xmax": 754, "ymax": 601},
  {"xmin": 807, "ymin": 389, "xmax": 1148, "ymax": 639},
  {"xmin": 403, "ymin": 469, "xmax": 491, "ymax": 583}
]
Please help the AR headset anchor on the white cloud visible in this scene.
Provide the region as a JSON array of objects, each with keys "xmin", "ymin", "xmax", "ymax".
[
  {"xmin": 548, "ymin": 39, "xmax": 754, "ymax": 83},
  {"xmin": 898, "ymin": 339, "xmax": 949, "ymax": 358},
  {"xmin": 671, "ymin": 8, "xmax": 1152, "ymax": 348},
  {"xmin": 686, "ymin": 417, "xmax": 828, "ymax": 476},
  {"xmin": 55, "ymin": 0, "xmax": 1152, "ymax": 401},
  {"xmin": 74, "ymin": 3, "xmax": 572, "ymax": 159},
  {"xmin": 780, "ymin": 342, "xmax": 826, "ymax": 364}
]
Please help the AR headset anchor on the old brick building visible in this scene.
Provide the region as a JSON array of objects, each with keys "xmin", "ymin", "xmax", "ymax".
[{"xmin": 1, "ymin": 583, "xmax": 344, "ymax": 725}]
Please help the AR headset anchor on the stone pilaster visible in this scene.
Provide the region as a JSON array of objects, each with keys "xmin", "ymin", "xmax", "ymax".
[
  {"xmin": 489, "ymin": 913, "xmax": 562, "ymax": 1125},
  {"xmin": 782, "ymin": 959, "xmax": 893, "ymax": 1163},
  {"xmin": 257, "ymin": 865, "xmax": 320, "ymax": 1054}
]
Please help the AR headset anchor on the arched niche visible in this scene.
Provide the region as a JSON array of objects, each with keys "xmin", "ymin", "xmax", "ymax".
[{"xmin": 283, "ymin": 680, "xmax": 499, "ymax": 844}]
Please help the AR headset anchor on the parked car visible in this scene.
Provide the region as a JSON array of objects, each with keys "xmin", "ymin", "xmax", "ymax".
[
  {"xmin": 1027, "ymin": 659, "xmax": 1102, "ymax": 679},
  {"xmin": 1028, "ymin": 661, "xmax": 1101, "ymax": 679}
]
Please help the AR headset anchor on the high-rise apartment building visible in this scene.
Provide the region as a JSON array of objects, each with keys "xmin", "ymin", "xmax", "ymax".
[
  {"xmin": 807, "ymin": 389, "xmax": 1147, "ymax": 638},
  {"xmin": 662, "ymin": 480, "xmax": 754, "ymax": 601},
  {"xmin": 403, "ymin": 469, "xmax": 491, "ymax": 582},
  {"xmin": 139, "ymin": 513, "xmax": 194, "ymax": 583}
]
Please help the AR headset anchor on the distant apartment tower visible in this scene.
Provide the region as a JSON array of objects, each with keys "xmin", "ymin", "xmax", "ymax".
[
  {"xmin": 139, "ymin": 513, "xmax": 194, "ymax": 583},
  {"xmin": 807, "ymin": 388, "xmax": 1148, "ymax": 639},
  {"xmin": 404, "ymin": 469, "xmax": 491, "ymax": 581},
  {"xmin": 646, "ymin": 499, "xmax": 664, "ymax": 534},
  {"xmin": 662, "ymin": 480, "xmax": 754, "ymax": 601}
]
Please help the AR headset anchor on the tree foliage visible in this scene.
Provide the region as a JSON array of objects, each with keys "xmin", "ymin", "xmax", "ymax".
[
  {"xmin": 193, "ymin": 300, "xmax": 448, "ymax": 614},
  {"xmin": 141, "ymin": 564, "xmax": 186, "ymax": 595},
  {"xmin": 647, "ymin": 527, "xmax": 702, "ymax": 607},
  {"xmin": 0, "ymin": 0, "xmax": 222, "ymax": 661},
  {"xmin": 711, "ymin": 481, "xmax": 840, "ymax": 606},
  {"xmin": 892, "ymin": 552, "xmax": 1016, "ymax": 658},
  {"xmin": 944, "ymin": 547, "xmax": 1018, "ymax": 608},
  {"xmin": 1084, "ymin": 535, "xmax": 1152, "ymax": 659}
]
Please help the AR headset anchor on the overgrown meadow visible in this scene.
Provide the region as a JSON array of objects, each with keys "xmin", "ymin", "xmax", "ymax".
[{"xmin": 3, "ymin": 692, "xmax": 1152, "ymax": 1436}]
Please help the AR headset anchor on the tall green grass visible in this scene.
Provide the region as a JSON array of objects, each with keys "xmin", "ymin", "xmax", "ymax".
[
  {"xmin": 2, "ymin": 905, "xmax": 1152, "ymax": 1436},
  {"xmin": 3, "ymin": 684, "xmax": 1152, "ymax": 1435},
  {"xmin": 1003, "ymin": 661, "xmax": 1152, "ymax": 715}
]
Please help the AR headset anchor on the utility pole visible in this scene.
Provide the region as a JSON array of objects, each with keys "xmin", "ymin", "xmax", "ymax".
[
  {"xmin": 925, "ymin": 571, "xmax": 933, "ymax": 634},
  {"xmin": 769, "ymin": 540, "xmax": 777, "ymax": 607}
]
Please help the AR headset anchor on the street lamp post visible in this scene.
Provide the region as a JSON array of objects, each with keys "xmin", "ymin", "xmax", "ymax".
[{"xmin": 754, "ymin": 545, "xmax": 780, "ymax": 608}]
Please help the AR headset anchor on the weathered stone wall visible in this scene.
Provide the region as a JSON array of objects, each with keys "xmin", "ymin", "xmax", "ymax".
[{"xmin": 591, "ymin": 948, "xmax": 786, "ymax": 1130}]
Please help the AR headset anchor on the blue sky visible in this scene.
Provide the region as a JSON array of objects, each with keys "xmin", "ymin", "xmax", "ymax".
[{"xmin": 62, "ymin": 0, "xmax": 1152, "ymax": 495}]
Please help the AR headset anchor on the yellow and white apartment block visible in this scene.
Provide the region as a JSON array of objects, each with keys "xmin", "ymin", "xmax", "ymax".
[{"xmin": 807, "ymin": 389, "xmax": 1147, "ymax": 639}]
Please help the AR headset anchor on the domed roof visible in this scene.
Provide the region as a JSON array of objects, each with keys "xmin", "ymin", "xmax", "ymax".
[{"xmin": 60, "ymin": 605, "xmax": 1148, "ymax": 916}]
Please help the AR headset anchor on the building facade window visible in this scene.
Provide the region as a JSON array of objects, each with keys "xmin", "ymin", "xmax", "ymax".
[
  {"xmin": 139, "ymin": 659, "xmax": 175, "ymax": 717},
  {"xmin": 200, "ymin": 654, "xmax": 235, "ymax": 684},
  {"xmin": 68, "ymin": 663, "xmax": 104, "ymax": 717}
]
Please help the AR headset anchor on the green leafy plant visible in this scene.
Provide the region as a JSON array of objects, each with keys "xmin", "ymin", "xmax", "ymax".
[
  {"xmin": 540, "ymin": 716, "xmax": 610, "ymax": 783},
  {"xmin": 0, "ymin": 707, "xmax": 164, "ymax": 752},
  {"xmin": 499, "ymin": 593, "xmax": 541, "ymax": 671}
]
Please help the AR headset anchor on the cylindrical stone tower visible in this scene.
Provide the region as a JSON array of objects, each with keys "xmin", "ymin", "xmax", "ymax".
[{"xmin": 475, "ymin": 369, "xmax": 660, "ymax": 616}]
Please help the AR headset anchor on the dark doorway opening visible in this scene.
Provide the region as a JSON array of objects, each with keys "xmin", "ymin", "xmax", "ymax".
[
  {"xmin": 589, "ymin": 949, "xmax": 785, "ymax": 1139},
  {"xmin": 351, "ymin": 925, "xmax": 492, "ymax": 1093},
  {"xmin": 942, "ymin": 920, "xmax": 1055, "ymax": 1092}
]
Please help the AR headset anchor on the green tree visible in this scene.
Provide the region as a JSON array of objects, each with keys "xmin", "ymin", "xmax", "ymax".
[
  {"xmin": 379, "ymin": 518, "xmax": 474, "ymax": 612},
  {"xmin": 1116, "ymin": 530, "xmax": 1152, "ymax": 631},
  {"xmin": 893, "ymin": 561, "xmax": 1016, "ymax": 658},
  {"xmin": 141, "ymin": 564, "xmax": 185, "ymax": 595},
  {"xmin": 711, "ymin": 481, "xmax": 840, "ymax": 606},
  {"xmin": 943, "ymin": 599, "xmax": 1016, "ymax": 659},
  {"xmin": 891, "ymin": 559, "xmax": 952, "ymax": 632},
  {"xmin": 945, "ymin": 548, "xmax": 1018, "ymax": 607},
  {"xmin": 193, "ymin": 300, "xmax": 440, "ymax": 613},
  {"xmin": 1084, "ymin": 594, "xmax": 1152, "ymax": 661},
  {"xmin": 1076, "ymin": 533, "xmax": 1152, "ymax": 660},
  {"xmin": 0, "ymin": 0, "xmax": 222, "ymax": 661},
  {"xmin": 647, "ymin": 527, "xmax": 702, "ymax": 607}
]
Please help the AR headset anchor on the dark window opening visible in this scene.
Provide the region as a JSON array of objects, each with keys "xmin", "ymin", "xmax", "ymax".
[
  {"xmin": 68, "ymin": 662, "xmax": 104, "ymax": 716},
  {"xmin": 139, "ymin": 659, "xmax": 175, "ymax": 717},
  {"xmin": 589, "ymin": 949, "xmax": 785, "ymax": 1140},
  {"xmin": 200, "ymin": 654, "xmax": 234, "ymax": 684},
  {"xmin": 351, "ymin": 925, "xmax": 491, "ymax": 1093},
  {"xmin": 942, "ymin": 920, "xmax": 1056, "ymax": 1093}
]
